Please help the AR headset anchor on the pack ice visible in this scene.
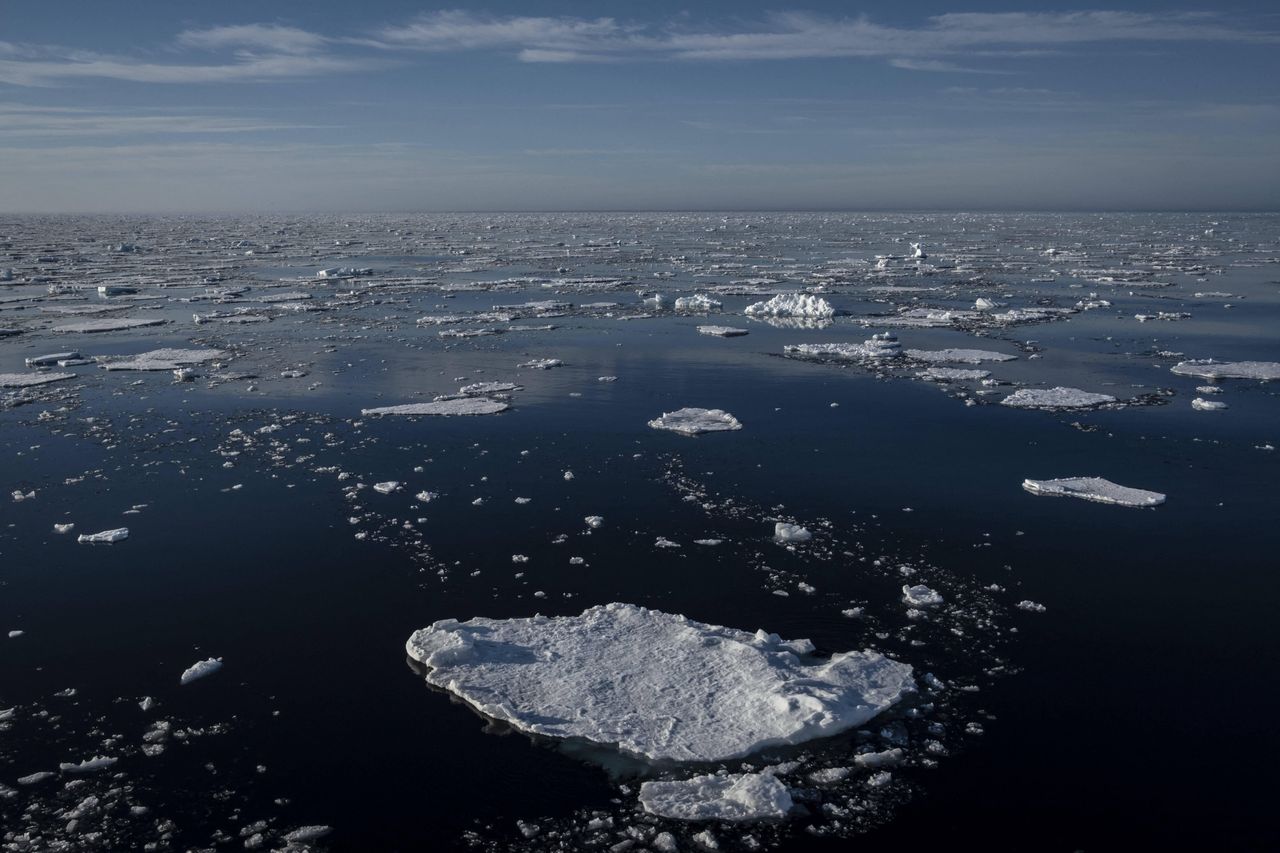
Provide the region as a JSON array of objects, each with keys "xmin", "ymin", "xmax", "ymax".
[
  {"xmin": 648, "ymin": 408, "xmax": 743, "ymax": 436},
  {"xmin": 639, "ymin": 772, "xmax": 793, "ymax": 821},
  {"xmin": 405, "ymin": 603, "xmax": 913, "ymax": 762},
  {"xmin": 1022, "ymin": 477, "xmax": 1166, "ymax": 507}
]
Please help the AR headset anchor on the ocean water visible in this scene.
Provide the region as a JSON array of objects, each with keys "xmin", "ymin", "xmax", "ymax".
[{"xmin": 1, "ymin": 212, "xmax": 1277, "ymax": 851}]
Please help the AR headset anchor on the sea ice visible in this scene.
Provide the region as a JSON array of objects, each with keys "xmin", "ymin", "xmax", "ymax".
[
  {"xmin": 77, "ymin": 527, "xmax": 128, "ymax": 544},
  {"xmin": 58, "ymin": 756, "xmax": 117, "ymax": 774},
  {"xmin": 774, "ymin": 523, "xmax": 812, "ymax": 543},
  {"xmin": 744, "ymin": 294, "xmax": 835, "ymax": 319},
  {"xmin": 99, "ymin": 348, "xmax": 225, "ymax": 371},
  {"xmin": 902, "ymin": 585, "xmax": 943, "ymax": 607},
  {"xmin": 361, "ymin": 398, "xmax": 510, "ymax": 416},
  {"xmin": 1000, "ymin": 387, "xmax": 1117, "ymax": 410},
  {"xmin": 52, "ymin": 318, "xmax": 165, "ymax": 333},
  {"xmin": 916, "ymin": 367, "xmax": 990, "ymax": 382},
  {"xmin": 1191, "ymin": 397, "xmax": 1228, "ymax": 411},
  {"xmin": 1170, "ymin": 360, "xmax": 1280, "ymax": 381},
  {"xmin": 1022, "ymin": 477, "xmax": 1166, "ymax": 507},
  {"xmin": 904, "ymin": 348, "xmax": 1016, "ymax": 364},
  {"xmin": 638, "ymin": 772, "xmax": 793, "ymax": 821},
  {"xmin": 405, "ymin": 603, "xmax": 914, "ymax": 762},
  {"xmin": 0, "ymin": 372, "xmax": 76, "ymax": 388},
  {"xmin": 180, "ymin": 657, "xmax": 223, "ymax": 685},
  {"xmin": 675, "ymin": 294, "xmax": 723, "ymax": 312},
  {"xmin": 648, "ymin": 408, "xmax": 743, "ymax": 436},
  {"xmin": 698, "ymin": 325, "xmax": 749, "ymax": 337}
]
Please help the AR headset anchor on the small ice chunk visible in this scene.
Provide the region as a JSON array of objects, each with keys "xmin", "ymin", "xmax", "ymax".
[
  {"xmin": 675, "ymin": 294, "xmax": 723, "ymax": 312},
  {"xmin": 54, "ymin": 523, "xmax": 75, "ymax": 534},
  {"xmin": 1022, "ymin": 477, "xmax": 1165, "ymax": 507},
  {"xmin": 373, "ymin": 481, "xmax": 400, "ymax": 494},
  {"xmin": 902, "ymin": 585, "xmax": 943, "ymax": 607},
  {"xmin": 77, "ymin": 527, "xmax": 128, "ymax": 544},
  {"xmin": 584, "ymin": 515, "xmax": 604, "ymax": 529},
  {"xmin": 773, "ymin": 523, "xmax": 811, "ymax": 543},
  {"xmin": 361, "ymin": 398, "xmax": 509, "ymax": 416},
  {"xmin": 1000, "ymin": 387, "xmax": 1116, "ymax": 409},
  {"xmin": 283, "ymin": 826, "xmax": 333, "ymax": 843},
  {"xmin": 58, "ymin": 756, "xmax": 117, "ymax": 774},
  {"xmin": 180, "ymin": 657, "xmax": 223, "ymax": 685},
  {"xmin": 698, "ymin": 325, "xmax": 749, "ymax": 337},
  {"xmin": 639, "ymin": 772, "xmax": 793, "ymax": 821},
  {"xmin": 17, "ymin": 772, "xmax": 55, "ymax": 785},
  {"xmin": 517, "ymin": 358, "xmax": 563, "ymax": 370},
  {"xmin": 1191, "ymin": 397, "xmax": 1228, "ymax": 411},
  {"xmin": 648, "ymin": 408, "xmax": 743, "ymax": 436}
]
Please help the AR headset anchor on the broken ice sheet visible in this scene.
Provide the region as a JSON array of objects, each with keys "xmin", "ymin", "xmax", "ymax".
[
  {"xmin": 638, "ymin": 772, "xmax": 793, "ymax": 821},
  {"xmin": 1022, "ymin": 477, "xmax": 1165, "ymax": 507},
  {"xmin": 1000, "ymin": 387, "xmax": 1117, "ymax": 410},
  {"xmin": 405, "ymin": 603, "xmax": 913, "ymax": 762}
]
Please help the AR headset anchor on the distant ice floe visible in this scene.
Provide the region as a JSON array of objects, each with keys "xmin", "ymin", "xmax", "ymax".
[
  {"xmin": 77, "ymin": 527, "xmax": 128, "ymax": 544},
  {"xmin": 458, "ymin": 381, "xmax": 521, "ymax": 396},
  {"xmin": 697, "ymin": 325, "xmax": 749, "ymax": 337},
  {"xmin": 1022, "ymin": 477, "xmax": 1165, "ymax": 507},
  {"xmin": 639, "ymin": 772, "xmax": 793, "ymax": 821},
  {"xmin": 1191, "ymin": 397, "xmax": 1228, "ymax": 412},
  {"xmin": 180, "ymin": 657, "xmax": 223, "ymax": 685},
  {"xmin": 744, "ymin": 293, "xmax": 835, "ymax": 319},
  {"xmin": 904, "ymin": 348, "xmax": 1016, "ymax": 364},
  {"xmin": 916, "ymin": 367, "xmax": 990, "ymax": 382},
  {"xmin": 0, "ymin": 372, "xmax": 75, "ymax": 388},
  {"xmin": 774, "ymin": 522, "xmax": 812, "ymax": 543},
  {"xmin": 98, "ymin": 348, "xmax": 226, "ymax": 372},
  {"xmin": 1171, "ymin": 360, "xmax": 1280, "ymax": 381},
  {"xmin": 1000, "ymin": 387, "xmax": 1117, "ymax": 410},
  {"xmin": 405, "ymin": 603, "xmax": 914, "ymax": 762},
  {"xmin": 518, "ymin": 358, "xmax": 563, "ymax": 370},
  {"xmin": 901, "ymin": 585, "xmax": 943, "ymax": 607},
  {"xmin": 648, "ymin": 407, "xmax": 743, "ymax": 436},
  {"xmin": 361, "ymin": 398, "xmax": 509, "ymax": 416},
  {"xmin": 674, "ymin": 294, "xmax": 723, "ymax": 313},
  {"xmin": 51, "ymin": 318, "xmax": 166, "ymax": 333},
  {"xmin": 784, "ymin": 333, "xmax": 902, "ymax": 362}
]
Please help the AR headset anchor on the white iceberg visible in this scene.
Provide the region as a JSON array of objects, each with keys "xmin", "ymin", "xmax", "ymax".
[
  {"xmin": 361, "ymin": 398, "xmax": 509, "ymax": 417},
  {"xmin": 648, "ymin": 408, "xmax": 743, "ymax": 436},
  {"xmin": 1022, "ymin": 477, "xmax": 1165, "ymax": 507},
  {"xmin": 1172, "ymin": 360, "xmax": 1280, "ymax": 381},
  {"xmin": 1000, "ymin": 387, "xmax": 1117, "ymax": 409},
  {"xmin": 405, "ymin": 603, "xmax": 913, "ymax": 762},
  {"xmin": 745, "ymin": 293, "xmax": 835, "ymax": 319},
  {"xmin": 639, "ymin": 772, "xmax": 793, "ymax": 821}
]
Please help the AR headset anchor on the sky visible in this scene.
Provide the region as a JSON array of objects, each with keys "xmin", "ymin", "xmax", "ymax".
[{"xmin": 1, "ymin": 1, "xmax": 1278, "ymax": 212}]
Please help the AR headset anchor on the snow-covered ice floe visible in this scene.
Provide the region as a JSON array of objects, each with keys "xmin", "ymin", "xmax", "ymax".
[
  {"xmin": 0, "ymin": 372, "xmax": 76, "ymax": 388},
  {"xmin": 745, "ymin": 294, "xmax": 835, "ymax": 319},
  {"xmin": 784, "ymin": 333, "xmax": 902, "ymax": 362},
  {"xmin": 916, "ymin": 367, "xmax": 990, "ymax": 382},
  {"xmin": 361, "ymin": 398, "xmax": 509, "ymax": 417},
  {"xmin": 405, "ymin": 603, "xmax": 913, "ymax": 762},
  {"xmin": 51, "ymin": 318, "xmax": 165, "ymax": 334},
  {"xmin": 904, "ymin": 348, "xmax": 1017, "ymax": 364},
  {"xmin": 697, "ymin": 325, "xmax": 749, "ymax": 337},
  {"xmin": 1000, "ymin": 387, "xmax": 1117, "ymax": 410},
  {"xmin": 1191, "ymin": 397, "xmax": 1228, "ymax": 411},
  {"xmin": 639, "ymin": 772, "xmax": 793, "ymax": 821},
  {"xmin": 77, "ymin": 527, "xmax": 128, "ymax": 544},
  {"xmin": 648, "ymin": 407, "xmax": 743, "ymax": 436},
  {"xmin": 98, "ymin": 348, "xmax": 225, "ymax": 371},
  {"xmin": 674, "ymin": 294, "xmax": 723, "ymax": 312},
  {"xmin": 1171, "ymin": 360, "xmax": 1280, "ymax": 381},
  {"xmin": 1022, "ymin": 477, "xmax": 1165, "ymax": 507}
]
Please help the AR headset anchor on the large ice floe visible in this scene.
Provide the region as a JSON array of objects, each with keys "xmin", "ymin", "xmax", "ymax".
[
  {"xmin": 648, "ymin": 407, "xmax": 743, "ymax": 436},
  {"xmin": 744, "ymin": 293, "xmax": 836, "ymax": 319},
  {"xmin": 0, "ymin": 372, "xmax": 76, "ymax": 388},
  {"xmin": 361, "ymin": 398, "xmax": 510, "ymax": 416},
  {"xmin": 1000, "ymin": 387, "xmax": 1117, "ymax": 410},
  {"xmin": 1022, "ymin": 477, "xmax": 1166, "ymax": 507},
  {"xmin": 639, "ymin": 772, "xmax": 793, "ymax": 821},
  {"xmin": 1170, "ymin": 360, "xmax": 1280, "ymax": 381},
  {"xmin": 98, "ymin": 348, "xmax": 226, "ymax": 371},
  {"xmin": 51, "ymin": 318, "xmax": 166, "ymax": 333},
  {"xmin": 405, "ymin": 603, "xmax": 914, "ymax": 762}
]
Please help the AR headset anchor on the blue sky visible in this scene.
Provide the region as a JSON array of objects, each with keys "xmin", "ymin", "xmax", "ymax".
[{"xmin": 2, "ymin": 2, "xmax": 1278, "ymax": 211}]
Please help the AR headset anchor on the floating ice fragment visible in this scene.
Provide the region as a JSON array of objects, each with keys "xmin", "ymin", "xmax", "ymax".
[
  {"xmin": 415, "ymin": 491, "xmax": 439, "ymax": 503},
  {"xmin": 16, "ymin": 772, "xmax": 55, "ymax": 786},
  {"xmin": 1017, "ymin": 600, "xmax": 1047, "ymax": 613},
  {"xmin": 1171, "ymin": 360, "xmax": 1280, "ymax": 381},
  {"xmin": 675, "ymin": 294, "xmax": 723, "ymax": 312},
  {"xmin": 53, "ymin": 318, "xmax": 166, "ymax": 333},
  {"xmin": 361, "ymin": 398, "xmax": 509, "ymax": 416},
  {"xmin": 584, "ymin": 515, "xmax": 604, "ymax": 529},
  {"xmin": 284, "ymin": 826, "xmax": 333, "ymax": 843},
  {"xmin": 0, "ymin": 372, "xmax": 76, "ymax": 388},
  {"xmin": 902, "ymin": 585, "xmax": 943, "ymax": 607},
  {"xmin": 1191, "ymin": 397, "xmax": 1228, "ymax": 411},
  {"xmin": 697, "ymin": 325, "xmax": 749, "ymax": 337},
  {"xmin": 99, "ymin": 348, "xmax": 225, "ymax": 371},
  {"xmin": 648, "ymin": 408, "xmax": 743, "ymax": 436},
  {"xmin": 77, "ymin": 527, "xmax": 128, "ymax": 544},
  {"xmin": 1000, "ymin": 387, "xmax": 1117, "ymax": 410},
  {"xmin": 373, "ymin": 481, "xmax": 400, "ymax": 494},
  {"xmin": 1022, "ymin": 477, "xmax": 1165, "ymax": 507},
  {"xmin": 745, "ymin": 293, "xmax": 835, "ymax": 319},
  {"xmin": 904, "ymin": 348, "xmax": 1016, "ymax": 364},
  {"xmin": 180, "ymin": 657, "xmax": 223, "ymax": 685},
  {"xmin": 773, "ymin": 523, "xmax": 812, "ymax": 543},
  {"xmin": 405, "ymin": 603, "xmax": 913, "ymax": 762},
  {"xmin": 58, "ymin": 756, "xmax": 117, "ymax": 774},
  {"xmin": 639, "ymin": 772, "xmax": 793, "ymax": 821},
  {"xmin": 518, "ymin": 358, "xmax": 563, "ymax": 370}
]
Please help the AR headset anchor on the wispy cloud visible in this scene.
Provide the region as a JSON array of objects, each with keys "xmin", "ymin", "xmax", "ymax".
[
  {"xmin": 0, "ymin": 103, "xmax": 333, "ymax": 138},
  {"xmin": 176, "ymin": 24, "xmax": 331, "ymax": 55}
]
